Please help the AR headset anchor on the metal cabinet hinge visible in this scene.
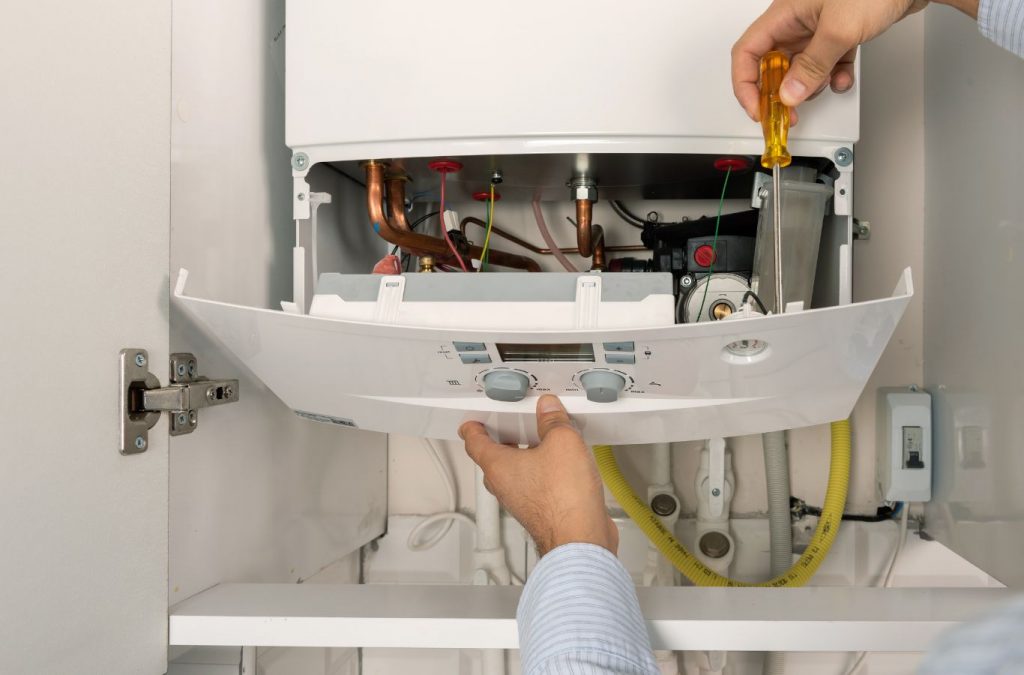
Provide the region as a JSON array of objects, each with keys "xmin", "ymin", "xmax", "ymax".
[{"xmin": 119, "ymin": 349, "xmax": 239, "ymax": 455}]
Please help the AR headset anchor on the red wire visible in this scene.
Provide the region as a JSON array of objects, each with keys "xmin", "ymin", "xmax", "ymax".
[{"xmin": 438, "ymin": 172, "xmax": 468, "ymax": 271}]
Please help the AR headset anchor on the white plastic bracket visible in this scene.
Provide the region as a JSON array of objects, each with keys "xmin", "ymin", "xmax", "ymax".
[
  {"xmin": 832, "ymin": 159, "xmax": 852, "ymax": 216},
  {"xmin": 292, "ymin": 175, "xmax": 312, "ymax": 220},
  {"xmin": 283, "ymin": 192, "xmax": 332, "ymax": 315},
  {"xmin": 707, "ymin": 437, "xmax": 726, "ymax": 518},
  {"xmin": 373, "ymin": 276, "xmax": 406, "ymax": 324},
  {"xmin": 573, "ymin": 275, "xmax": 601, "ymax": 329}
]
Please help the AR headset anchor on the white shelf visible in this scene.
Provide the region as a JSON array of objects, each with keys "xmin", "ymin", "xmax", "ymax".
[{"xmin": 169, "ymin": 583, "xmax": 1008, "ymax": 652}]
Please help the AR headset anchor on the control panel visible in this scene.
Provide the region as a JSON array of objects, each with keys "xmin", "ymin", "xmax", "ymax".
[{"xmin": 450, "ymin": 340, "xmax": 644, "ymax": 404}]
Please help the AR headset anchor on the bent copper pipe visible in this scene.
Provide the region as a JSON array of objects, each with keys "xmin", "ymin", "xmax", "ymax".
[
  {"xmin": 576, "ymin": 199, "xmax": 595, "ymax": 257},
  {"xmin": 460, "ymin": 217, "xmax": 645, "ymax": 255},
  {"xmin": 363, "ymin": 161, "xmax": 540, "ymax": 272},
  {"xmin": 590, "ymin": 224, "xmax": 606, "ymax": 271}
]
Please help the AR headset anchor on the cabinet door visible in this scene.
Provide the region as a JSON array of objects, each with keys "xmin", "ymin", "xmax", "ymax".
[{"xmin": 0, "ymin": 3, "xmax": 170, "ymax": 673}]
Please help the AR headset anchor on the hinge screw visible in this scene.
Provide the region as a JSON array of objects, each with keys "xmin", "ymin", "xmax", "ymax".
[
  {"xmin": 834, "ymin": 147, "xmax": 853, "ymax": 167},
  {"xmin": 176, "ymin": 412, "xmax": 188, "ymax": 425},
  {"xmin": 711, "ymin": 488, "xmax": 721, "ymax": 497},
  {"xmin": 206, "ymin": 387, "xmax": 217, "ymax": 402},
  {"xmin": 291, "ymin": 152, "xmax": 309, "ymax": 171},
  {"xmin": 187, "ymin": 361, "xmax": 197, "ymax": 377},
  {"xmin": 134, "ymin": 436, "xmax": 147, "ymax": 450},
  {"xmin": 135, "ymin": 353, "xmax": 147, "ymax": 367},
  {"xmin": 176, "ymin": 363, "xmax": 187, "ymax": 378},
  {"xmin": 224, "ymin": 385, "xmax": 235, "ymax": 399}
]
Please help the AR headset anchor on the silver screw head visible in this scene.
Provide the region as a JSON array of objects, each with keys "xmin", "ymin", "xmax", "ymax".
[
  {"xmin": 187, "ymin": 361, "xmax": 197, "ymax": 376},
  {"xmin": 711, "ymin": 487, "xmax": 721, "ymax": 497},
  {"xmin": 176, "ymin": 412, "xmax": 188, "ymax": 425},
  {"xmin": 291, "ymin": 152, "xmax": 309, "ymax": 170},
  {"xmin": 297, "ymin": 192, "xmax": 306, "ymax": 201},
  {"xmin": 834, "ymin": 147, "xmax": 853, "ymax": 166},
  {"xmin": 134, "ymin": 435, "xmax": 147, "ymax": 449},
  {"xmin": 224, "ymin": 385, "xmax": 234, "ymax": 399},
  {"xmin": 206, "ymin": 387, "xmax": 216, "ymax": 402},
  {"xmin": 135, "ymin": 353, "xmax": 147, "ymax": 367},
  {"xmin": 188, "ymin": 410, "xmax": 198, "ymax": 425},
  {"xmin": 176, "ymin": 363, "xmax": 187, "ymax": 377},
  {"xmin": 680, "ymin": 275, "xmax": 694, "ymax": 289}
]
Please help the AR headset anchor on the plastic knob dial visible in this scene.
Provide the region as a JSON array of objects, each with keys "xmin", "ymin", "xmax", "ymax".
[
  {"xmin": 580, "ymin": 371, "xmax": 626, "ymax": 403},
  {"xmin": 482, "ymin": 370, "xmax": 531, "ymax": 402}
]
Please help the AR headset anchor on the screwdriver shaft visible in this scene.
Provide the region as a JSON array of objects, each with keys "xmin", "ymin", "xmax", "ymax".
[{"xmin": 772, "ymin": 164, "xmax": 783, "ymax": 313}]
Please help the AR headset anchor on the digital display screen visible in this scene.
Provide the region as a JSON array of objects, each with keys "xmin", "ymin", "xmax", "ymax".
[{"xmin": 496, "ymin": 343, "xmax": 595, "ymax": 362}]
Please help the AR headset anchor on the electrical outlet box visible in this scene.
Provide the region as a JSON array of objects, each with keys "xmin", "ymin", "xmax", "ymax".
[{"xmin": 877, "ymin": 387, "xmax": 932, "ymax": 502}]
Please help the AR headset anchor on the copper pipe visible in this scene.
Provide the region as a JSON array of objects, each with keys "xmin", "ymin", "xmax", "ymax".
[
  {"xmin": 590, "ymin": 224, "xmax": 606, "ymax": 271},
  {"xmin": 363, "ymin": 161, "xmax": 540, "ymax": 272},
  {"xmin": 460, "ymin": 217, "xmax": 645, "ymax": 255},
  {"xmin": 385, "ymin": 175, "xmax": 413, "ymax": 232},
  {"xmin": 576, "ymin": 199, "xmax": 595, "ymax": 257}
]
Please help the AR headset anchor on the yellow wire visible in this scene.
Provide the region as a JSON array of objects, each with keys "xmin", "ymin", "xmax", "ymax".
[
  {"xmin": 478, "ymin": 184, "xmax": 496, "ymax": 272},
  {"xmin": 593, "ymin": 420, "xmax": 850, "ymax": 587}
]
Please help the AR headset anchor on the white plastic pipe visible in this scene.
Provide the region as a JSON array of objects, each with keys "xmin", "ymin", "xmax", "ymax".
[
  {"xmin": 474, "ymin": 466, "xmax": 509, "ymax": 675},
  {"xmin": 651, "ymin": 442, "xmax": 671, "ymax": 485},
  {"xmin": 475, "ymin": 465, "xmax": 502, "ymax": 555},
  {"xmin": 762, "ymin": 430, "xmax": 792, "ymax": 675}
]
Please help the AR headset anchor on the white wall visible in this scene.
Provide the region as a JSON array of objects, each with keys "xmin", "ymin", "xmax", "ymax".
[{"xmin": 923, "ymin": 5, "xmax": 1024, "ymax": 587}]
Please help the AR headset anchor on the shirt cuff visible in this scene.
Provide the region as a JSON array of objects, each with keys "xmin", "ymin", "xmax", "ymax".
[
  {"xmin": 517, "ymin": 543, "xmax": 657, "ymax": 675},
  {"xmin": 978, "ymin": 0, "xmax": 1024, "ymax": 57}
]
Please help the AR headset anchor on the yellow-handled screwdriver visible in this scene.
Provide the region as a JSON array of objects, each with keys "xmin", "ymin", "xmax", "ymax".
[{"xmin": 759, "ymin": 51, "xmax": 792, "ymax": 313}]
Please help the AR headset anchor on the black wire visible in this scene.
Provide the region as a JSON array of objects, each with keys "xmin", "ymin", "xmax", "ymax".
[
  {"xmin": 791, "ymin": 497, "xmax": 901, "ymax": 522},
  {"xmin": 322, "ymin": 163, "xmax": 367, "ymax": 189},
  {"xmin": 742, "ymin": 290, "xmax": 769, "ymax": 314},
  {"xmin": 610, "ymin": 200, "xmax": 646, "ymax": 228}
]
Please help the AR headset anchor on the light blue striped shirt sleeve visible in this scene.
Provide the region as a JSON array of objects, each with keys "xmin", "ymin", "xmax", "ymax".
[
  {"xmin": 978, "ymin": 0, "xmax": 1024, "ymax": 57},
  {"xmin": 517, "ymin": 543, "xmax": 659, "ymax": 675}
]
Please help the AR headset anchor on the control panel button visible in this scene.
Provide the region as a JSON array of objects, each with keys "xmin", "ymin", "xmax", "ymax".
[
  {"xmin": 454, "ymin": 341, "xmax": 487, "ymax": 352},
  {"xmin": 605, "ymin": 352, "xmax": 635, "ymax": 365},
  {"xmin": 482, "ymin": 370, "xmax": 531, "ymax": 402},
  {"xmin": 580, "ymin": 371, "xmax": 626, "ymax": 403},
  {"xmin": 602, "ymin": 341, "xmax": 634, "ymax": 352},
  {"xmin": 459, "ymin": 353, "xmax": 492, "ymax": 364}
]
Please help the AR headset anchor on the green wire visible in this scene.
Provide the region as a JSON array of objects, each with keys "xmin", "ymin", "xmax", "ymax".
[{"xmin": 695, "ymin": 166, "xmax": 732, "ymax": 322}]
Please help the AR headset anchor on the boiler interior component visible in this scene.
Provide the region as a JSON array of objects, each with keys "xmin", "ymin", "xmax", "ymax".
[
  {"xmin": 309, "ymin": 273, "xmax": 675, "ymax": 331},
  {"xmin": 682, "ymin": 274, "xmax": 753, "ymax": 324},
  {"xmin": 751, "ymin": 166, "xmax": 834, "ymax": 311}
]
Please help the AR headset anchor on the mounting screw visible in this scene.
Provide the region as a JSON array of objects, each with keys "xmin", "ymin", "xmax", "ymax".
[
  {"xmin": 650, "ymin": 493, "xmax": 678, "ymax": 517},
  {"xmin": 188, "ymin": 410, "xmax": 198, "ymax": 425},
  {"xmin": 176, "ymin": 363, "xmax": 187, "ymax": 378},
  {"xmin": 711, "ymin": 487, "xmax": 721, "ymax": 497},
  {"xmin": 134, "ymin": 353, "xmax": 147, "ymax": 367},
  {"xmin": 187, "ymin": 361, "xmax": 197, "ymax": 377},
  {"xmin": 224, "ymin": 385, "xmax": 235, "ymax": 399},
  {"xmin": 176, "ymin": 412, "xmax": 188, "ymax": 425},
  {"xmin": 834, "ymin": 147, "xmax": 853, "ymax": 167},
  {"xmin": 490, "ymin": 169, "xmax": 503, "ymax": 184},
  {"xmin": 680, "ymin": 275, "xmax": 695, "ymax": 289},
  {"xmin": 297, "ymin": 192, "xmax": 306, "ymax": 201},
  {"xmin": 206, "ymin": 387, "xmax": 217, "ymax": 402},
  {"xmin": 134, "ymin": 435, "xmax": 147, "ymax": 450},
  {"xmin": 291, "ymin": 152, "xmax": 309, "ymax": 171}
]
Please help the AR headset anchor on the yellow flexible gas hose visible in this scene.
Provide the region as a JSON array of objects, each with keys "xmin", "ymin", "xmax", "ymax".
[{"xmin": 593, "ymin": 420, "xmax": 850, "ymax": 587}]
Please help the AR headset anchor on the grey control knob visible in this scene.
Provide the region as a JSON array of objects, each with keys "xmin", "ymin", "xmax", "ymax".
[
  {"xmin": 482, "ymin": 370, "xmax": 531, "ymax": 402},
  {"xmin": 580, "ymin": 371, "xmax": 626, "ymax": 403}
]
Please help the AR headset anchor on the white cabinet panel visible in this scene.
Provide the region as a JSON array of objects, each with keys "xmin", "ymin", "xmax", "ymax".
[{"xmin": 0, "ymin": 2, "xmax": 171, "ymax": 673}]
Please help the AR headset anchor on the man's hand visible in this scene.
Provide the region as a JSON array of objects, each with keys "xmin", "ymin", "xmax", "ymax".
[
  {"xmin": 459, "ymin": 395, "xmax": 618, "ymax": 557},
  {"xmin": 731, "ymin": 0, "xmax": 930, "ymax": 119}
]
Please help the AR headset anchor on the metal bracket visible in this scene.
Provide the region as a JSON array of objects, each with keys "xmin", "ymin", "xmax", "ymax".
[
  {"xmin": 119, "ymin": 349, "xmax": 239, "ymax": 455},
  {"xmin": 751, "ymin": 172, "xmax": 771, "ymax": 209},
  {"xmin": 853, "ymin": 218, "xmax": 871, "ymax": 241}
]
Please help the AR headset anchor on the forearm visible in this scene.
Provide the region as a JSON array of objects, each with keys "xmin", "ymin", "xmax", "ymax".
[
  {"xmin": 933, "ymin": 0, "xmax": 980, "ymax": 19},
  {"xmin": 517, "ymin": 543, "xmax": 658, "ymax": 675}
]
